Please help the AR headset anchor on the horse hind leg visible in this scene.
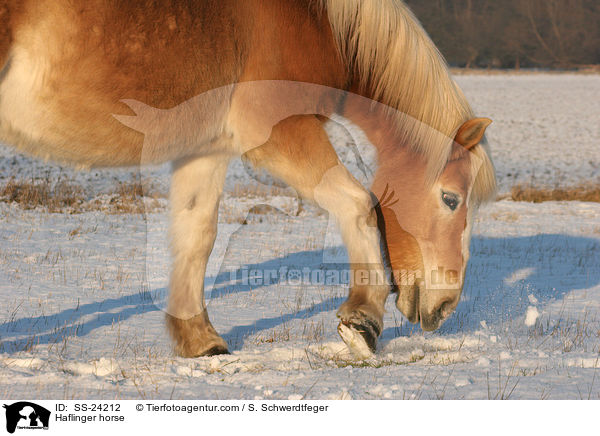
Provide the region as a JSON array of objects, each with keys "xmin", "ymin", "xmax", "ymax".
[
  {"xmin": 166, "ymin": 153, "xmax": 230, "ymax": 357},
  {"xmin": 243, "ymin": 115, "xmax": 390, "ymax": 358}
]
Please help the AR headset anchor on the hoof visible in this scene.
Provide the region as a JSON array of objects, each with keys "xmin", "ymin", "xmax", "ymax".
[
  {"xmin": 175, "ymin": 341, "xmax": 230, "ymax": 358},
  {"xmin": 166, "ymin": 312, "xmax": 229, "ymax": 358},
  {"xmin": 201, "ymin": 345, "xmax": 230, "ymax": 357},
  {"xmin": 337, "ymin": 317, "xmax": 381, "ymax": 359}
]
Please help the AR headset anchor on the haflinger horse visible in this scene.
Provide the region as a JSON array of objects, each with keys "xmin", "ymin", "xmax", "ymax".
[{"xmin": 0, "ymin": 0, "xmax": 496, "ymax": 359}]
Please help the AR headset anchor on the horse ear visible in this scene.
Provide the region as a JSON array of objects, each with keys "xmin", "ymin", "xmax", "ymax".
[{"xmin": 455, "ymin": 118, "xmax": 492, "ymax": 150}]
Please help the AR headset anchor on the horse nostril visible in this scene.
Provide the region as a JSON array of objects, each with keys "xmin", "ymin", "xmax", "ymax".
[{"xmin": 436, "ymin": 300, "xmax": 453, "ymax": 320}]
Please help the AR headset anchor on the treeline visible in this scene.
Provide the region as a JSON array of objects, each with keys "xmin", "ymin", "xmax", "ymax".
[{"xmin": 404, "ymin": 0, "xmax": 600, "ymax": 68}]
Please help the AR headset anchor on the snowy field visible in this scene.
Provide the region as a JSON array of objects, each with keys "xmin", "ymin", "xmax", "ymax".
[{"xmin": 0, "ymin": 74, "xmax": 599, "ymax": 399}]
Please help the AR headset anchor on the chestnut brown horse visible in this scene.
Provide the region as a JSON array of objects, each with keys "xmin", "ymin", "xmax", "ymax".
[{"xmin": 0, "ymin": 0, "xmax": 496, "ymax": 358}]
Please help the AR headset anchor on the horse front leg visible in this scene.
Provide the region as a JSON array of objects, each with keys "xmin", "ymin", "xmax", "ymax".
[
  {"xmin": 166, "ymin": 153, "xmax": 230, "ymax": 357},
  {"xmin": 314, "ymin": 164, "xmax": 389, "ymax": 359},
  {"xmin": 242, "ymin": 115, "xmax": 389, "ymax": 358}
]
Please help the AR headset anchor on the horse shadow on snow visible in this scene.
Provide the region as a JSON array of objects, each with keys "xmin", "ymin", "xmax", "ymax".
[{"xmin": 1, "ymin": 230, "xmax": 599, "ymax": 353}]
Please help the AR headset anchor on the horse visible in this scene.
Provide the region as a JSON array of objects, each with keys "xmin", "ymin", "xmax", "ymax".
[{"xmin": 0, "ymin": 0, "xmax": 496, "ymax": 359}]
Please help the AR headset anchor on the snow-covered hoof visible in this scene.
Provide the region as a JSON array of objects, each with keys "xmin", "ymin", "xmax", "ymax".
[{"xmin": 337, "ymin": 318, "xmax": 380, "ymax": 360}]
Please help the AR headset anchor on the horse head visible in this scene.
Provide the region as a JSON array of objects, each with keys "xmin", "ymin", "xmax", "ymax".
[{"xmin": 373, "ymin": 118, "xmax": 495, "ymax": 331}]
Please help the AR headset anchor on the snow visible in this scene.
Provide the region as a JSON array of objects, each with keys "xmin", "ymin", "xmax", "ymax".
[
  {"xmin": 1, "ymin": 74, "xmax": 600, "ymax": 399},
  {"xmin": 524, "ymin": 306, "xmax": 540, "ymax": 327},
  {"xmin": 455, "ymin": 74, "xmax": 600, "ymax": 192}
]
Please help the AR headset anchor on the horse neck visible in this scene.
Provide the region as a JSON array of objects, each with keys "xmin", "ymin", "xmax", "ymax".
[
  {"xmin": 340, "ymin": 65, "xmax": 472, "ymax": 189},
  {"xmin": 340, "ymin": 89, "xmax": 413, "ymax": 167}
]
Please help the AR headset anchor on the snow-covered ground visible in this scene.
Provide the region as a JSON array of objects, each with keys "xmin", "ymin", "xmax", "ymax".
[
  {"xmin": 1, "ymin": 74, "xmax": 599, "ymax": 399},
  {"xmin": 456, "ymin": 74, "xmax": 600, "ymax": 192}
]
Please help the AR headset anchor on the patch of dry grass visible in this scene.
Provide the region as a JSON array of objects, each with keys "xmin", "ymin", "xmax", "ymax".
[
  {"xmin": 102, "ymin": 181, "xmax": 164, "ymax": 214},
  {"xmin": 0, "ymin": 178, "xmax": 166, "ymax": 214},
  {"xmin": 451, "ymin": 66, "xmax": 600, "ymax": 75},
  {"xmin": 0, "ymin": 178, "xmax": 85, "ymax": 212},
  {"xmin": 510, "ymin": 183, "xmax": 600, "ymax": 203},
  {"xmin": 4, "ymin": 177, "xmax": 599, "ymax": 215},
  {"xmin": 229, "ymin": 182, "xmax": 293, "ymax": 198}
]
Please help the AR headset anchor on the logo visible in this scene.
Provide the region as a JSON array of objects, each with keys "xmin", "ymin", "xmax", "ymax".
[{"xmin": 2, "ymin": 403, "xmax": 50, "ymax": 434}]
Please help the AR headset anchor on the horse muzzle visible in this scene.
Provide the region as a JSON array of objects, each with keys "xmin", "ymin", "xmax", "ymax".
[
  {"xmin": 419, "ymin": 297, "xmax": 458, "ymax": 331},
  {"xmin": 395, "ymin": 284, "xmax": 459, "ymax": 331}
]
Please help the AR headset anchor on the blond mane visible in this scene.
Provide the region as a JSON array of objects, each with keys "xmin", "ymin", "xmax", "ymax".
[{"xmin": 320, "ymin": 0, "xmax": 496, "ymax": 203}]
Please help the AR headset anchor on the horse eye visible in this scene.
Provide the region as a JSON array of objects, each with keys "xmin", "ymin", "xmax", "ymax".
[{"xmin": 442, "ymin": 192, "xmax": 459, "ymax": 211}]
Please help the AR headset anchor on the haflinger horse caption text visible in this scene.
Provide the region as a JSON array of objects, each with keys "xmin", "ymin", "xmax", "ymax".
[{"xmin": 0, "ymin": 400, "xmax": 596, "ymax": 435}]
